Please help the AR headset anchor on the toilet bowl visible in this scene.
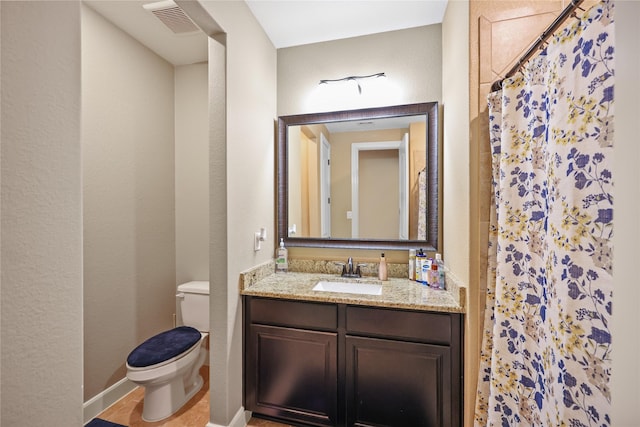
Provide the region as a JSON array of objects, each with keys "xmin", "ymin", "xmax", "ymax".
[{"xmin": 126, "ymin": 281, "xmax": 210, "ymax": 422}]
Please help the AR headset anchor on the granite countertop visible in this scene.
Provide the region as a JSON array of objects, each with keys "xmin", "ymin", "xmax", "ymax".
[{"xmin": 240, "ymin": 261, "xmax": 465, "ymax": 314}]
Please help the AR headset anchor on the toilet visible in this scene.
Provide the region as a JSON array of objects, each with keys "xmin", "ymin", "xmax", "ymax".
[{"xmin": 126, "ymin": 281, "xmax": 210, "ymax": 422}]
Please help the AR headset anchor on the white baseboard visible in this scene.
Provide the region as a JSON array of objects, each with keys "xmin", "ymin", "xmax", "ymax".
[
  {"xmin": 205, "ymin": 406, "xmax": 249, "ymax": 427},
  {"xmin": 83, "ymin": 377, "xmax": 138, "ymax": 425}
]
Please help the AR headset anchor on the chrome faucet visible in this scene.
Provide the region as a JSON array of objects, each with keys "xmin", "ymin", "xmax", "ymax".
[{"xmin": 339, "ymin": 257, "xmax": 364, "ymax": 278}]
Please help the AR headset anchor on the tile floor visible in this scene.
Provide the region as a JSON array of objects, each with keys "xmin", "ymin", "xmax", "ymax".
[{"xmin": 96, "ymin": 366, "xmax": 292, "ymax": 427}]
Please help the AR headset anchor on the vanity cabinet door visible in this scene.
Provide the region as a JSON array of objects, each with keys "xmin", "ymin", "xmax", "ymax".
[
  {"xmin": 345, "ymin": 335, "xmax": 451, "ymax": 427},
  {"xmin": 246, "ymin": 323, "xmax": 338, "ymax": 426}
]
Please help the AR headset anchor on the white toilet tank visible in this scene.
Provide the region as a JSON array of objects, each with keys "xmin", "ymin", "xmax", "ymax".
[{"xmin": 176, "ymin": 281, "xmax": 210, "ymax": 332}]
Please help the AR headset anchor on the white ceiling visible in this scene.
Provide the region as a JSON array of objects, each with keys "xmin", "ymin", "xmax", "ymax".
[
  {"xmin": 324, "ymin": 115, "xmax": 425, "ymax": 133},
  {"xmin": 84, "ymin": 0, "xmax": 448, "ymax": 65},
  {"xmin": 85, "ymin": 0, "xmax": 209, "ymax": 65},
  {"xmin": 245, "ymin": 0, "xmax": 448, "ymax": 49}
]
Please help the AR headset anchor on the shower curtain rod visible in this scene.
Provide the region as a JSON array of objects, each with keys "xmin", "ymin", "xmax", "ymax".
[{"xmin": 491, "ymin": 0, "xmax": 586, "ymax": 92}]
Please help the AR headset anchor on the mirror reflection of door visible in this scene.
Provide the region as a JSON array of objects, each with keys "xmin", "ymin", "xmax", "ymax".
[
  {"xmin": 300, "ymin": 131, "xmax": 320, "ymax": 237},
  {"xmin": 399, "ymin": 133, "xmax": 409, "ymax": 239},
  {"xmin": 351, "ymin": 138, "xmax": 408, "ymax": 240},
  {"xmin": 288, "ymin": 127, "xmax": 321, "ymax": 238},
  {"xmin": 320, "ymin": 133, "xmax": 331, "ymax": 238},
  {"xmin": 359, "ymin": 149, "xmax": 399, "ymax": 239}
]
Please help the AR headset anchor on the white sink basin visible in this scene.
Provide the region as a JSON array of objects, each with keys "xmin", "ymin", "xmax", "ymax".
[{"xmin": 312, "ymin": 280, "xmax": 382, "ymax": 296}]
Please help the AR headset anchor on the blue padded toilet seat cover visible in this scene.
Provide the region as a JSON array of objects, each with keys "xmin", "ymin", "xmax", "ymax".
[{"xmin": 127, "ymin": 326, "xmax": 201, "ymax": 368}]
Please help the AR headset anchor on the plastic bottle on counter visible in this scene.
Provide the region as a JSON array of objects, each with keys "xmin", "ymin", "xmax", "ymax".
[
  {"xmin": 408, "ymin": 249, "xmax": 416, "ymax": 281},
  {"xmin": 435, "ymin": 253, "xmax": 446, "ymax": 290},
  {"xmin": 275, "ymin": 238, "xmax": 288, "ymax": 273},
  {"xmin": 415, "ymin": 249, "xmax": 430, "ymax": 285},
  {"xmin": 429, "ymin": 262, "xmax": 440, "ymax": 289},
  {"xmin": 378, "ymin": 253, "xmax": 388, "ymax": 281}
]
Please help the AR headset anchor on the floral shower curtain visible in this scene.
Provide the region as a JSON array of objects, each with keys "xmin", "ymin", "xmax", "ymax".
[{"xmin": 475, "ymin": 1, "xmax": 614, "ymax": 426}]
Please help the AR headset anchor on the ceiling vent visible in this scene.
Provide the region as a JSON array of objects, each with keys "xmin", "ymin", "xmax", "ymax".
[{"xmin": 143, "ymin": 0, "xmax": 200, "ymax": 35}]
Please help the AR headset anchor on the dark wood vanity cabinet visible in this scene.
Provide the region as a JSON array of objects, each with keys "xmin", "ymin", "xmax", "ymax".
[
  {"xmin": 244, "ymin": 297, "xmax": 339, "ymax": 426},
  {"xmin": 244, "ymin": 296, "xmax": 463, "ymax": 427}
]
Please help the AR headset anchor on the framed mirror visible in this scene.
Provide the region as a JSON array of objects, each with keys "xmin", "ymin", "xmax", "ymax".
[{"xmin": 277, "ymin": 102, "xmax": 438, "ymax": 251}]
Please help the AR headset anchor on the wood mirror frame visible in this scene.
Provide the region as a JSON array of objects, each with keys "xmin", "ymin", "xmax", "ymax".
[{"xmin": 277, "ymin": 102, "xmax": 439, "ymax": 251}]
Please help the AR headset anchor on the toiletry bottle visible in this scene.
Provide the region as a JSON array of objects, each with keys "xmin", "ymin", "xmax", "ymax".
[
  {"xmin": 275, "ymin": 238, "xmax": 288, "ymax": 273},
  {"xmin": 415, "ymin": 249, "xmax": 427, "ymax": 284},
  {"xmin": 435, "ymin": 253, "xmax": 445, "ymax": 289},
  {"xmin": 422, "ymin": 257, "xmax": 433, "ymax": 286},
  {"xmin": 408, "ymin": 249, "xmax": 416, "ymax": 281},
  {"xmin": 429, "ymin": 263, "xmax": 440, "ymax": 289},
  {"xmin": 378, "ymin": 253, "xmax": 388, "ymax": 281}
]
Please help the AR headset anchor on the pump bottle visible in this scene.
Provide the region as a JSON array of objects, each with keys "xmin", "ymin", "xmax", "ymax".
[
  {"xmin": 378, "ymin": 253, "xmax": 388, "ymax": 281},
  {"xmin": 275, "ymin": 238, "xmax": 288, "ymax": 273}
]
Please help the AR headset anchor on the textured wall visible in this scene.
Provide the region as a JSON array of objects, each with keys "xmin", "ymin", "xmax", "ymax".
[
  {"xmin": 82, "ymin": 4, "xmax": 176, "ymax": 401},
  {"xmin": 1, "ymin": 1, "xmax": 83, "ymax": 424},
  {"xmin": 175, "ymin": 63, "xmax": 209, "ymax": 285},
  {"xmin": 194, "ymin": 2, "xmax": 278, "ymax": 425},
  {"xmin": 442, "ymin": 0, "xmax": 470, "ymax": 294},
  {"xmin": 277, "ymin": 25, "xmax": 442, "ymax": 117},
  {"xmin": 611, "ymin": 1, "xmax": 640, "ymax": 423}
]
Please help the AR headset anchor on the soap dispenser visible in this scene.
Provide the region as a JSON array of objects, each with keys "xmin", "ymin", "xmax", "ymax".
[
  {"xmin": 275, "ymin": 238, "xmax": 288, "ymax": 273},
  {"xmin": 378, "ymin": 253, "xmax": 388, "ymax": 281}
]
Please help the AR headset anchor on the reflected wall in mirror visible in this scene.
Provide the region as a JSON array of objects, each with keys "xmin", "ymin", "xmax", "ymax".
[{"xmin": 278, "ymin": 103, "xmax": 439, "ymax": 251}]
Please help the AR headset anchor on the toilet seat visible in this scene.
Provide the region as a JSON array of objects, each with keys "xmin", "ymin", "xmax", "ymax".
[
  {"xmin": 127, "ymin": 326, "xmax": 202, "ymax": 370},
  {"xmin": 125, "ymin": 328, "xmax": 208, "ymax": 422}
]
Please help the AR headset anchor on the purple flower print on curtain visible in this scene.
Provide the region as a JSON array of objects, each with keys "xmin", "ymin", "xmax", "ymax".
[{"xmin": 475, "ymin": 1, "xmax": 614, "ymax": 426}]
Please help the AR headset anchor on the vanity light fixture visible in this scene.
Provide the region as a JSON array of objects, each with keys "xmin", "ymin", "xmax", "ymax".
[{"xmin": 319, "ymin": 72, "xmax": 386, "ymax": 95}]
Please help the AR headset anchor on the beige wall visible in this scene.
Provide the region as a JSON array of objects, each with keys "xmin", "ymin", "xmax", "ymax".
[
  {"xmin": 442, "ymin": 1, "xmax": 470, "ymax": 287},
  {"xmin": 1, "ymin": 1, "xmax": 83, "ymax": 424},
  {"xmin": 278, "ymin": 25, "xmax": 442, "ymax": 116},
  {"xmin": 442, "ymin": 0, "xmax": 473, "ymax": 424},
  {"xmin": 611, "ymin": 1, "xmax": 640, "ymax": 423},
  {"xmin": 81, "ymin": 4, "xmax": 177, "ymax": 401},
  {"xmin": 193, "ymin": 2, "xmax": 277, "ymax": 425},
  {"xmin": 175, "ymin": 63, "xmax": 209, "ymax": 284}
]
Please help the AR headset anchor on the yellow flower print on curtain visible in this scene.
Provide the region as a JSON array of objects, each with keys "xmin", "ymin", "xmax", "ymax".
[{"xmin": 475, "ymin": 0, "xmax": 614, "ymax": 426}]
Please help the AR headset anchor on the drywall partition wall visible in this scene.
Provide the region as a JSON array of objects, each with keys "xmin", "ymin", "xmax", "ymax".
[
  {"xmin": 208, "ymin": 34, "xmax": 231, "ymax": 426},
  {"xmin": 190, "ymin": 1, "xmax": 277, "ymax": 425},
  {"xmin": 442, "ymin": 0, "xmax": 470, "ymax": 299},
  {"xmin": 1, "ymin": 1, "xmax": 4, "ymax": 418},
  {"xmin": 277, "ymin": 24, "xmax": 442, "ymax": 117},
  {"xmin": 441, "ymin": 1, "xmax": 471, "ymax": 424},
  {"xmin": 612, "ymin": 1, "xmax": 640, "ymax": 423},
  {"xmin": 175, "ymin": 63, "xmax": 209, "ymax": 284},
  {"xmin": 82, "ymin": 4, "xmax": 176, "ymax": 401},
  {"xmin": 1, "ymin": 1, "xmax": 83, "ymax": 425}
]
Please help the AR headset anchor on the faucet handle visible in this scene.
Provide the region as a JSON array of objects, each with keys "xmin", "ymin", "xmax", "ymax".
[
  {"xmin": 354, "ymin": 263, "xmax": 368, "ymax": 278},
  {"xmin": 333, "ymin": 262, "xmax": 347, "ymax": 276}
]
